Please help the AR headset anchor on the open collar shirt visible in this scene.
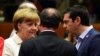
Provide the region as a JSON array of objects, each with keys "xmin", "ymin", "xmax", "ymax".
[{"xmin": 75, "ymin": 25, "xmax": 93, "ymax": 50}]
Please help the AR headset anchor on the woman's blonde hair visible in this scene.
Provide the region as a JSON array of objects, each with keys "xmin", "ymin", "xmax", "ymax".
[{"xmin": 13, "ymin": 8, "xmax": 40, "ymax": 31}]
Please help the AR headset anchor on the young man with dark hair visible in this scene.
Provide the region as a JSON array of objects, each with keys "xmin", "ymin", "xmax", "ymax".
[{"xmin": 63, "ymin": 5, "xmax": 100, "ymax": 56}]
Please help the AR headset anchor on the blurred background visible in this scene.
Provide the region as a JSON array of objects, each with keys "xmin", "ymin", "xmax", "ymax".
[
  {"xmin": 0, "ymin": 0, "xmax": 100, "ymax": 23},
  {"xmin": 0, "ymin": 0, "xmax": 100, "ymax": 39}
]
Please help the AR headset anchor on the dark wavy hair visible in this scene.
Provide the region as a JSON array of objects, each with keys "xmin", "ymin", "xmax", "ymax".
[{"xmin": 63, "ymin": 5, "xmax": 90, "ymax": 26}]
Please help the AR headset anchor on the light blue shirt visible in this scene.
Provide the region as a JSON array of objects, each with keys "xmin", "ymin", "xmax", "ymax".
[{"xmin": 75, "ymin": 25, "xmax": 93, "ymax": 50}]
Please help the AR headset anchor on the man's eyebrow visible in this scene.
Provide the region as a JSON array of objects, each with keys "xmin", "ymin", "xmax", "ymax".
[{"xmin": 63, "ymin": 20, "xmax": 69, "ymax": 21}]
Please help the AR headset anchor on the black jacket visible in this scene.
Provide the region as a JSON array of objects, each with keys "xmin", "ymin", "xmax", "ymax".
[{"xmin": 19, "ymin": 31, "xmax": 77, "ymax": 56}]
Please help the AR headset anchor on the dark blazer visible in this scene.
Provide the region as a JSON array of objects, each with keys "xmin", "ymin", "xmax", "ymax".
[
  {"xmin": 78, "ymin": 29, "xmax": 100, "ymax": 56},
  {"xmin": 19, "ymin": 31, "xmax": 77, "ymax": 56}
]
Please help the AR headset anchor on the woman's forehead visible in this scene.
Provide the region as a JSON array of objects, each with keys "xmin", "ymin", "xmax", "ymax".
[{"xmin": 23, "ymin": 18, "xmax": 40, "ymax": 22}]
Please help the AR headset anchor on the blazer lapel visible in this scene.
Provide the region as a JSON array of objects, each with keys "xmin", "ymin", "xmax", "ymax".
[{"xmin": 78, "ymin": 29, "xmax": 96, "ymax": 55}]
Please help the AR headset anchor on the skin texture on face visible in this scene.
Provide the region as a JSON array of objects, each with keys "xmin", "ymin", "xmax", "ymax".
[
  {"xmin": 13, "ymin": 8, "xmax": 40, "ymax": 41},
  {"xmin": 63, "ymin": 13, "xmax": 79, "ymax": 35},
  {"xmin": 18, "ymin": 19, "xmax": 40, "ymax": 41}
]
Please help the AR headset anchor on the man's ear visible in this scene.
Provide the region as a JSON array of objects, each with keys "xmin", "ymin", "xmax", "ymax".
[
  {"xmin": 38, "ymin": 24, "xmax": 42, "ymax": 31},
  {"xmin": 75, "ymin": 16, "xmax": 81, "ymax": 25}
]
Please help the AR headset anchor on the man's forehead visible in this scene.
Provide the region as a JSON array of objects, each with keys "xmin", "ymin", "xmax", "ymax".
[{"xmin": 64, "ymin": 13, "xmax": 70, "ymax": 17}]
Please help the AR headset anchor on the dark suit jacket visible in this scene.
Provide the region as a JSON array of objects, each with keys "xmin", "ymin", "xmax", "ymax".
[
  {"xmin": 19, "ymin": 31, "xmax": 77, "ymax": 56},
  {"xmin": 78, "ymin": 29, "xmax": 100, "ymax": 56}
]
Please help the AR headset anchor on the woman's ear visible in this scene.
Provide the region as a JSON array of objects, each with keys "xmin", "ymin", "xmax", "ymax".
[{"xmin": 18, "ymin": 23, "xmax": 21, "ymax": 31}]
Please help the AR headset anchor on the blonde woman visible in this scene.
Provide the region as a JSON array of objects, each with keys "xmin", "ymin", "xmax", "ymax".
[
  {"xmin": 2, "ymin": 8, "xmax": 40, "ymax": 56},
  {"xmin": 10, "ymin": 1, "xmax": 38, "ymax": 37}
]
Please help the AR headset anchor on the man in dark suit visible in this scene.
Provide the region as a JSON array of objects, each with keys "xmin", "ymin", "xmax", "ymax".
[
  {"xmin": 63, "ymin": 5, "xmax": 100, "ymax": 56},
  {"xmin": 18, "ymin": 8, "xmax": 77, "ymax": 56}
]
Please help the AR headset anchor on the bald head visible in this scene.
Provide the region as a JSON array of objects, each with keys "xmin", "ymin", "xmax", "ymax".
[
  {"xmin": 42, "ymin": 8, "xmax": 60, "ymax": 17},
  {"xmin": 40, "ymin": 8, "xmax": 61, "ymax": 28}
]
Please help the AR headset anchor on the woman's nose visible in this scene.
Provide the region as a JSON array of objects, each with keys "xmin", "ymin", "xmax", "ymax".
[{"xmin": 31, "ymin": 25, "xmax": 38, "ymax": 31}]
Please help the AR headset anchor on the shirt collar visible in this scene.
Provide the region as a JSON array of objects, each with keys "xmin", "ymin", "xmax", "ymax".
[
  {"xmin": 79, "ymin": 25, "xmax": 93, "ymax": 39},
  {"xmin": 41, "ymin": 29, "xmax": 55, "ymax": 32},
  {"xmin": 12, "ymin": 33, "xmax": 22, "ymax": 45}
]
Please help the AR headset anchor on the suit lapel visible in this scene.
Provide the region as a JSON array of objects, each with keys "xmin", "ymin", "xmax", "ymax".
[{"xmin": 78, "ymin": 29, "xmax": 96, "ymax": 55}]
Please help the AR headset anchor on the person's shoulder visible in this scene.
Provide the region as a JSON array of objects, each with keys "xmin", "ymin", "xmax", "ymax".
[
  {"xmin": 21, "ymin": 38, "xmax": 36, "ymax": 50},
  {"xmin": 92, "ymin": 29, "xmax": 100, "ymax": 38},
  {"xmin": 4, "ymin": 36, "xmax": 16, "ymax": 46},
  {"xmin": 22, "ymin": 38, "xmax": 35, "ymax": 46},
  {"xmin": 0, "ymin": 36, "xmax": 4, "ymax": 41},
  {"xmin": 58, "ymin": 38, "xmax": 77, "ymax": 56},
  {"xmin": 58, "ymin": 38, "xmax": 74, "ymax": 46},
  {"xmin": 91, "ymin": 29, "xmax": 100, "ymax": 35},
  {"xmin": 89, "ymin": 30, "xmax": 100, "ymax": 44},
  {"xmin": 89, "ymin": 31, "xmax": 100, "ymax": 49},
  {"xmin": 88, "ymin": 29, "xmax": 100, "ymax": 39},
  {"xmin": 92, "ymin": 31, "xmax": 100, "ymax": 40},
  {"xmin": 5, "ymin": 37, "xmax": 12, "ymax": 42},
  {"xmin": 0, "ymin": 36, "xmax": 4, "ymax": 44},
  {"xmin": 58, "ymin": 38, "xmax": 76, "ymax": 50},
  {"xmin": 23, "ymin": 36, "xmax": 39, "ymax": 44}
]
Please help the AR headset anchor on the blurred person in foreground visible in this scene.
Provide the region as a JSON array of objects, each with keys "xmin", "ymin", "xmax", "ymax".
[
  {"xmin": 0, "ymin": 36, "xmax": 4, "ymax": 56},
  {"xmin": 19, "ymin": 8, "xmax": 77, "ymax": 56},
  {"xmin": 63, "ymin": 5, "xmax": 100, "ymax": 56},
  {"xmin": 2, "ymin": 8, "xmax": 40, "ymax": 56}
]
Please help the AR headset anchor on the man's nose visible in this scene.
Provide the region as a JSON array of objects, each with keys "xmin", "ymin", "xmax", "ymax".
[{"xmin": 63, "ymin": 23, "xmax": 67, "ymax": 28}]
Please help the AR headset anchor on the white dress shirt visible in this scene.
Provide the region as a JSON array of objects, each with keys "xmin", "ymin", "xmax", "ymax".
[
  {"xmin": 2, "ymin": 33, "xmax": 22, "ymax": 56},
  {"xmin": 75, "ymin": 25, "xmax": 93, "ymax": 50}
]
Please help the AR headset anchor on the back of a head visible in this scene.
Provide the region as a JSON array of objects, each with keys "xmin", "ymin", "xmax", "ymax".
[
  {"xmin": 19, "ymin": 1, "xmax": 37, "ymax": 10},
  {"xmin": 40, "ymin": 8, "xmax": 61, "ymax": 28},
  {"xmin": 64, "ymin": 5, "xmax": 90, "ymax": 26}
]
